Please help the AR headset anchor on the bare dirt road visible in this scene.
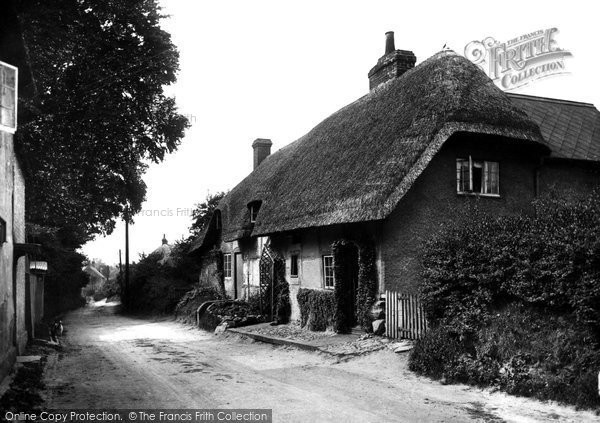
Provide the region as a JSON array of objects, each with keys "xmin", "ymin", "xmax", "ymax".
[{"xmin": 41, "ymin": 301, "xmax": 598, "ymax": 422}]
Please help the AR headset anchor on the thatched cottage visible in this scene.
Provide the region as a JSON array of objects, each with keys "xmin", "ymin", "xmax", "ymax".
[{"xmin": 191, "ymin": 32, "xmax": 600, "ymax": 322}]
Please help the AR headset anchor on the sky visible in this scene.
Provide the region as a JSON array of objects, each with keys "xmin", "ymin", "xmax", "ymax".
[{"xmin": 81, "ymin": 0, "xmax": 600, "ymax": 265}]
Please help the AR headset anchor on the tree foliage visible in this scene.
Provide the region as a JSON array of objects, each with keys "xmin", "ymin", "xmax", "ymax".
[
  {"xmin": 16, "ymin": 0, "xmax": 189, "ymax": 241},
  {"xmin": 189, "ymin": 191, "xmax": 227, "ymax": 236}
]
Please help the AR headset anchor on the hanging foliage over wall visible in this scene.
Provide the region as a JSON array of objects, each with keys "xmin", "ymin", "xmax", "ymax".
[
  {"xmin": 332, "ymin": 240, "xmax": 356, "ymax": 333},
  {"xmin": 297, "ymin": 288, "xmax": 336, "ymax": 331},
  {"xmin": 356, "ymin": 243, "xmax": 378, "ymax": 331}
]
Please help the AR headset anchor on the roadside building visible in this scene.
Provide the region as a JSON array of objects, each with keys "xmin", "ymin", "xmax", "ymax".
[{"xmin": 191, "ymin": 32, "xmax": 599, "ymax": 323}]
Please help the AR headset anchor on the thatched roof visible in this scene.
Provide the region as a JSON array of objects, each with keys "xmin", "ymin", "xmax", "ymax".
[
  {"xmin": 199, "ymin": 50, "xmax": 547, "ymax": 245},
  {"xmin": 82, "ymin": 265, "xmax": 106, "ymax": 280}
]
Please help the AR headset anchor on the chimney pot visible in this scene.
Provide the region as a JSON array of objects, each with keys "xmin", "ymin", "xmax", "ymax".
[
  {"xmin": 252, "ymin": 138, "xmax": 272, "ymax": 169},
  {"xmin": 368, "ymin": 31, "xmax": 416, "ymax": 91},
  {"xmin": 385, "ymin": 31, "xmax": 395, "ymax": 54}
]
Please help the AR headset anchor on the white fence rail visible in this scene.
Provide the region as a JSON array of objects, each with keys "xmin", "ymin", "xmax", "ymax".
[{"xmin": 385, "ymin": 290, "xmax": 428, "ymax": 340}]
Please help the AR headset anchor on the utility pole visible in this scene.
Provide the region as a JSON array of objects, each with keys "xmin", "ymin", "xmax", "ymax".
[
  {"xmin": 118, "ymin": 249, "xmax": 123, "ymax": 276},
  {"xmin": 124, "ymin": 208, "xmax": 130, "ymax": 308}
]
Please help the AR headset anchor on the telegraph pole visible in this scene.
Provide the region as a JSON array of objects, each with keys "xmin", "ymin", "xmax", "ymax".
[
  {"xmin": 124, "ymin": 208, "xmax": 130, "ymax": 308},
  {"xmin": 118, "ymin": 249, "xmax": 123, "ymax": 275}
]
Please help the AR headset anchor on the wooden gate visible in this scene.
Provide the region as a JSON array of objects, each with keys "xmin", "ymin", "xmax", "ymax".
[{"xmin": 385, "ymin": 290, "xmax": 428, "ymax": 340}]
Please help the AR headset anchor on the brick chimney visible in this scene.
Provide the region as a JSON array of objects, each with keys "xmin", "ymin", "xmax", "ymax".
[
  {"xmin": 252, "ymin": 138, "xmax": 272, "ymax": 169},
  {"xmin": 368, "ymin": 31, "xmax": 416, "ymax": 91}
]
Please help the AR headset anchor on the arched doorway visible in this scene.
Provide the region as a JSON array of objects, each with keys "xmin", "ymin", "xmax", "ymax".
[{"xmin": 333, "ymin": 241, "xmax": 360, "ymax": 332}]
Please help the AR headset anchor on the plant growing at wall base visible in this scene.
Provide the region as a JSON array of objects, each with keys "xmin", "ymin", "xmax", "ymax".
[
  {"xmin": 273, "ymin": 256, "xmax": 291, "ymax": 324},
  {"xmin": 332, "ymin": 240, "xmax": 356, "ymax": 333},
  {"xmin": 332, "ymin": 239, "xmax": 379, "ymax": 333},
  {"xmin": 356, "ymin": 242, "xmax": 378, "ymax": 331},
  {"xmin": 297, "ymin": 288, "xmax": 336, "ymax": 331}
]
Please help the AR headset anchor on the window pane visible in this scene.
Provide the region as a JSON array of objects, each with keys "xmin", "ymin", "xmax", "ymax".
[
  {"xmin": 484, "ymin": 161, "xmax": 499, "ymax": 194},
  {"xmin": 472, "ymin": 162, "xmax": 483, "ymax": 193},
  {"xmin": 0, "ymin": 64, "xmax": 16, "ymax": 129},
  {"xmin": 224, "ymin": 254, "xmax": 232, "ymax": 278},
  {"xmin": 456, "ymin": 159, "xmax": 469, "ymax": 192},
  {"xmin": 290, "ymin": 255, "xmax": 298, "ymax": 277},
  {"xmin": 3, "ymin": 66, "xmax": 16, "ymax": 86},
  {"xmin": 323, "ymin": 256, "xmax": 334, "ymax": 288}
]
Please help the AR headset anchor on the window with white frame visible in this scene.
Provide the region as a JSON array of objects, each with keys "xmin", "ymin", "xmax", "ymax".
[
  {"xmin": 456, "ymin": 156, "xmax": 499, "ymax": 195},
  {"xmin": 290, "ymin": 254, "xmax": 299, "ymax": 278},
  {"xmin": 0, "ymin": 61, "xmax": 18, "ymax": 133},
  {"xmin": 223, "ymin": 253, "xmax": 232, "ymax": 278},
  {"xmin": 323, "ymin": 255, "xmax": 334, "ymax": 289}
]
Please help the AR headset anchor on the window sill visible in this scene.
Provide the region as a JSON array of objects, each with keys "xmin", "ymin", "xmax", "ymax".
[{"xmin": 457, "ymin": 192, "xmax": 501, "ymax": 198}]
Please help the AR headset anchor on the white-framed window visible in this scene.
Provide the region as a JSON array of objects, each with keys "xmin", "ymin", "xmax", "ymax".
[
  {"xmin": 290, "ymin": 254, "xmax": 299, "ymax": 278},
  {"xmin": 323, "ymin": 255, "xmax": 334, "ymax": 289},
  {"xmin": 223, "ymin": 253, "xmax": 232, "ymax": 278},
  {"xmin": 0, "ymin": 61, "xmax": 18, "ymax": 133},
  {"xmin": 456, "ymin": 156, "xmax": 499, "ymax": 196}
]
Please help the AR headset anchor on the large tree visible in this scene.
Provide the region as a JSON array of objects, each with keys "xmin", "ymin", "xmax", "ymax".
[
  {"xmin": 16, "ymin": 0, "xmax": 188, "ymax": 244},
  {"xmin": 13, "ymin": 0, "xmax": 188, "ymax": 315}
]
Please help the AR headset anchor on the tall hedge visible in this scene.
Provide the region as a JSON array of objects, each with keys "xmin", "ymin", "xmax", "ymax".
[
  {"xmin": 412, "ymin": 191, "xmax": 600, "ymax": 409},
  {"xmin": 420, "ymin": 192, "xmax": 600, "ymax": 336}
]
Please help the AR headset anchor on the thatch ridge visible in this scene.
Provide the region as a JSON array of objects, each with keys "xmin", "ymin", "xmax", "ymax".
[{"xmin": 210, "ymin": 50, "xmax": 546, "ymax": 243}]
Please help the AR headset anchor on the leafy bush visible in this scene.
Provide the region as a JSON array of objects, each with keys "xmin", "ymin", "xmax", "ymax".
[
  {"xmin": 408, "ymin": 325, "xmax": 461, "ymax": 379},
  {"xmin": 421, "ymin": 192, "xmax": 600, "ymax": 336},
  {"xmin": 356, "ymin": 243, "xmax": 378, "ymax": 331},
  {"xmin": 175, "ymin": 286, "xmax": 226, "ymax": 324},
  {"xmin": 127, "ymin": 251, "xmax": 193, "ymax": 313},
  {"xmin": 274, "ymin": 256, "xmax": 291, "ymax": 324},
  {"xmin": 297, "ymin": 288, "xmax": 336, "ymax": 331},
  {"xmin": 412, "ymin": 192, "xmax": 600, "ymax": 409}
]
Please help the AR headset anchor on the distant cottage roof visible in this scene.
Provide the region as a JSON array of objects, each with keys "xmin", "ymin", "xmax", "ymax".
[
  {"xmin": 82, "ymin": 264, "xmax": 106, "ymax": 280},
  {"xmin": 152, "ymin": 234, "xmax": 173, "ymax": 265},
  {"xmin": 206, "ymin": 50, "xmax": 547, "ymax": 244},
  {"xmin": 508, "ymin": 93, "xmax": 600, "ymax": 162}
]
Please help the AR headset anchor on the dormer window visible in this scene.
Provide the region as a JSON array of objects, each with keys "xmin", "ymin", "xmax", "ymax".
[
  {"xmin": 248, "ymin": 201, "xmax": 262, "ymax": 223},
  {"xmin": 457, "ymin": 156, "xmax": 499, "ymax": 196},
  {"xmin": 0, "ymin": 61, "xmax": 18, "ymax": 133}
]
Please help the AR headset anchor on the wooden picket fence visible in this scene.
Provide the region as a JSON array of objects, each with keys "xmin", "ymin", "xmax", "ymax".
[{"xmin": 385, "ymin": 290, "xmax": 428, "ymax": 340}]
